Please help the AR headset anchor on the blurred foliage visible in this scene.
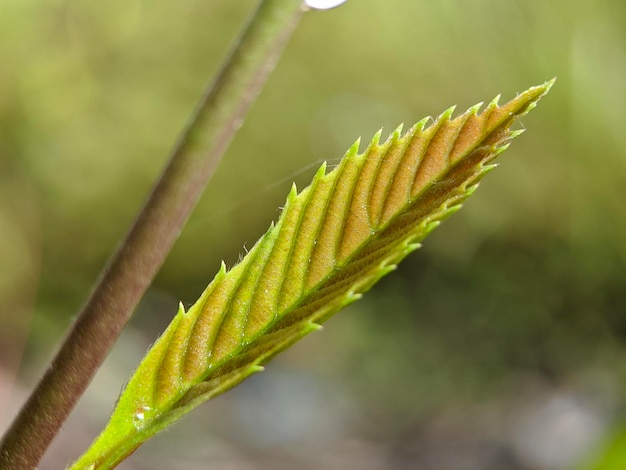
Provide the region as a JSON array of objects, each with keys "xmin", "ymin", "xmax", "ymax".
[{"xmin": 1, "ymin": 0, "xmax": 625, "ymax": 469}]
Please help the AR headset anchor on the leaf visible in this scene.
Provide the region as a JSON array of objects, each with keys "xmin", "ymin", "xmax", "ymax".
[{"xmin": 69, "ymin": 80, "xmax": 554, "ymax": 469}]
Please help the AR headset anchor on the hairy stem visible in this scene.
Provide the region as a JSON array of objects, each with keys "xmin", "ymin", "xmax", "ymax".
[{"xmin": 0, "ymin": 1, "xmax": 306, "ymax": 468}]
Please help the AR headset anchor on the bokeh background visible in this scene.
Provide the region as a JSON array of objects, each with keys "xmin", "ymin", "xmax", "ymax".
[{"xmin": 1, "ymin": 0, "xmax": 625, "ymax": 468}]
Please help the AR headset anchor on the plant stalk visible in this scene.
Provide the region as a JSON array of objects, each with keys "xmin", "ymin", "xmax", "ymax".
[{"xmin": 0, "ymin": 1, "xmax": 306, "ymax": 468}]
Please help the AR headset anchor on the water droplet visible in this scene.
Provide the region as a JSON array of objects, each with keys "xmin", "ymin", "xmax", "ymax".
[
  {"xmin": 132, "ymin": 405, "xmax": 151, "ymax": 429},
  {"xmin": 305, "ymin": 0, "xmax": 348, "ymax": 10}
]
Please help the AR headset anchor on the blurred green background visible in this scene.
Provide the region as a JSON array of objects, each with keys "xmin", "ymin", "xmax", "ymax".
[{"xmin": 1, "ymin": 0, "xmax": 625, "ymax": 468}]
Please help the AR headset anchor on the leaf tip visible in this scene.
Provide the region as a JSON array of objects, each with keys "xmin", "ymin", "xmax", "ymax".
[
  {"xmin": 508, "ymin": 78, "xmax": 556, "ymax": 117},
  {"xmin": 531, "ymin": 77, "xmax": 556, "ymax": 98}
]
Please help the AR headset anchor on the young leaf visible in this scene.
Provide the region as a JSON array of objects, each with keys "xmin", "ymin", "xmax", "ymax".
[{"xmin": 69, "ymin": 80, "xmax": 553, "ymax": 469}]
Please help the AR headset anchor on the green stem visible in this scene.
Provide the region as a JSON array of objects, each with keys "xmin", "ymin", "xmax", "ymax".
[{"xmin": 0, "ymin": 1, "xmax": 306, "ymax": 468}]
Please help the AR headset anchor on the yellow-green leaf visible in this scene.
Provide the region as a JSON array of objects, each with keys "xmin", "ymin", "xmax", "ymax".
[{"xmin": 69, "ymin": 80, "xmax": 554, "ymax": 469}]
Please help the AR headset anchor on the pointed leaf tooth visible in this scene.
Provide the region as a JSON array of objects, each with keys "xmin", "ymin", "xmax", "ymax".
[
  {"xmin": 368, "ymin": 128, "xmax": 384, "ymax": 151},
  {"xmin": 307, "ymin": 321, "xmax": 323, "ymax": 331},
  {"xmin": 379, "ymin": 264, "xmax": 398, "ymax": 276},
  {"xmin": 347, "ymin": 137, "xmax": 361, "ymax": 156},
  {"xmin": 493, "ymin": 141, "xmax": 512, "ymax": 155},
  {"xmin": 177, "ymin": 301, "xmax": 186, "ymax": 316},
  {"xmin": 476, "ymin": 163, "xmax": 499, "ymax": 179},
  {"xmin": 412, "ymin": 116, "xmax": 430, "ymax": 134},
  {"xmin": 468, "ymin": 101, "xmax": 484, "ymax": 115},
  {"xmin": 218, "ymin": 260, "xmax": 227, "ymax": 276},
  {"xmin": 346, "ymin": 291, "xmax": 363, "ymax": 302},
  {"xmin": 407, "ymin": 241, "xmax": 422, "ymax": 251},
  {"xmin": 315, "ymin": 160, "xmax": 328, "ymax": 179},
  {"xmin": 391, "ymin": 123, "xmax": 405, "ymax": 141},
  {"xmin": 464, "ymin": 183, "xmax": 481, "ymax": 197},
  {"xmin": 440, "ymin": 105, "xmax": 457, "ymax": 121}
]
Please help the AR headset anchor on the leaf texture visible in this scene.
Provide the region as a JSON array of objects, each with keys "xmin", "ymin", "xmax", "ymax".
[{"xmin": 70, "ymin": 80, "xmax": 553, "ymax": 469}]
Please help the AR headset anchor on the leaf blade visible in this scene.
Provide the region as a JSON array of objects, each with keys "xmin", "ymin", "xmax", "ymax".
[{"xmin": 69, "ymin": 79, "xmax": 554, "ymax": 469}]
